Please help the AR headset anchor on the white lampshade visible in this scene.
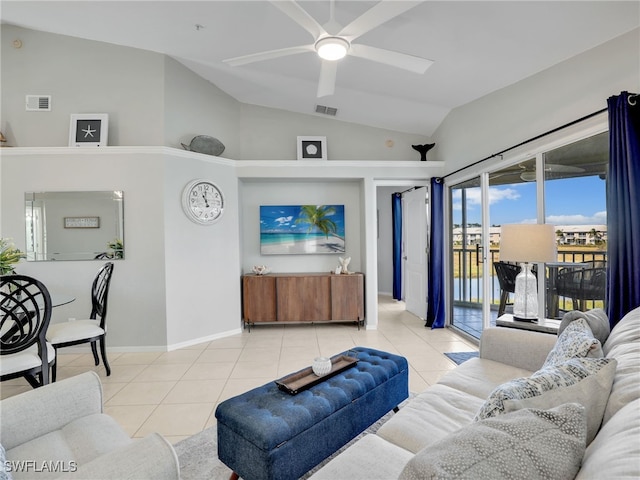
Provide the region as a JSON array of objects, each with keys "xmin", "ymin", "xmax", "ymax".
[
  {"xmin": 500, "ymin": 224, "xmax": 557, "ymax": 263},
  {"xmin": 500, "ymin": 224, "xmax": 557, "ymax": 321}
]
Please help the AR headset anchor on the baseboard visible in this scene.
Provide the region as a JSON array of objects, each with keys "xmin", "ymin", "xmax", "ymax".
[{"xmin": 57, "ymin": 328, "xmax": 243, "ymax": 353}]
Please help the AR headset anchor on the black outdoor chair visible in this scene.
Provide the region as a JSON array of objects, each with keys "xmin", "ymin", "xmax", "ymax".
[
  {"xmin": 46, "ymin": 262, "xmax": 114, "ymax": 381},
  {"xmin": 556, "ymin": 266, "xmax": 606, "ymax": 312},
  {"xmin": 1, "ymin": 274, "xmax": 55, "ymax": 387}
]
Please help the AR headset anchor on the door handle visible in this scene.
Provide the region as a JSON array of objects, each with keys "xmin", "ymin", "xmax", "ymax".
[{"xmin": 476, "ymin": 244, "xmax": 483, "ymax": 265}]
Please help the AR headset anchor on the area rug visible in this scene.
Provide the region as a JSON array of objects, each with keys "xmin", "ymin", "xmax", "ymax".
[
  {"xmin": 175, "ymin": 394, "xmax": 414, "ymax": 480},
  {"xmin": 444, "ymin": 351, "xmax": 479, "ymax": 365}
]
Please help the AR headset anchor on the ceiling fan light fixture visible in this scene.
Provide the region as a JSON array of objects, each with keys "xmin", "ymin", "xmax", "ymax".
[
  {"xmin": 520, "ymin": 171, "xmax": 537, "ymax": 182},
  {"xmin": 315, "ymin": 37, "xmax": 349, "ymax": 61}
]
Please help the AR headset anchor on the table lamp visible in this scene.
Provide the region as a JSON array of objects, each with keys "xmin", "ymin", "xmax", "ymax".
[{"xmin": 499, "ymin": 224, "xmax": 557, "ymax": 321}]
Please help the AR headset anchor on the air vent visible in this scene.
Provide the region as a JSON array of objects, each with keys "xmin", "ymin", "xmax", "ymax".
[
  {"xmin": 26, "ymin": 95, "xmax": 51, "ymax": 111},
  {"xmin": 315, "ymin": 104, "xmax": 338, "ymax": 116}
]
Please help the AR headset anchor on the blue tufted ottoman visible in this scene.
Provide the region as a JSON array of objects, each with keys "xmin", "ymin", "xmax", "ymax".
[{"xmin": 215, "ymin": 347, "xmax": 408, "ymax": 480}]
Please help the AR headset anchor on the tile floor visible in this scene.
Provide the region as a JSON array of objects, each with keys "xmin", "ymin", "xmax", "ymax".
[{"xmin": 0, "ymin": 295, "xmax": 478, "ymax": 444}]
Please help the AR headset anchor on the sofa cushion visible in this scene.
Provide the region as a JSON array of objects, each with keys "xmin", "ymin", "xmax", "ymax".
[
  {"xmin": 502, "ymin": 359, "xmax": 616, "ymax": 444},
  {"xmin": 543, "ymin": 318, "xmax": 602, "ymax": 368},
  {"xmin": 308, "ymin": 434, "xmax": 413, "ymax": 480},
  {"xmin": 602, "ymin": 306, "xmax": 640, "ymax": 425},
  {"xmin": 475, "ymin": 357, "xmax": 613, "ymax": 421},
  {"xmin": 399, "ymin": 403, "xmax": 586, "ymax": 480},
  {"xmin": 437, "ymin": 358, "xmax": 535, "ymax": 400},
  {"xmin": 559, "ymin": 308, "xmax": 610, "ymax": 345},
  {"xmin": 577, "ymin": 399, "xmax": 640, "ymax": 480},
  {"xmin": 376, "ymin": 384, "xmax": 484, "ymax": 454}
]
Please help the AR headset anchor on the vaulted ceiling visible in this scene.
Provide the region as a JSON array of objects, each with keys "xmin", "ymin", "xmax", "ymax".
[{"xmin": 2, "ymin": 1, "xmax": 638, "ymax": 136}]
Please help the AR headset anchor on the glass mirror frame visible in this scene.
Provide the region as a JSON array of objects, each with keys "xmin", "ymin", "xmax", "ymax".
[{"xmin": 25, "ymin": 191, "xmax": 124, "ymax": 261}]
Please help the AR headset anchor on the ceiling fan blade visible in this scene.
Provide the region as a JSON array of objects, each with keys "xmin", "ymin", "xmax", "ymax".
[
  {"xmin": 317, "ymin": 60, "xmax": 337, "ymax": 97},
  {"xmin": 270, "ymin": 0, "xmax": 328, "ymax": 39},
  {"xmin": 545, "ymin": 164, "xmax": 585, "ymax": 173},
  {"xmin": 224, "ymin": 45, "xmax": 314, "ymax": 67},
  {"xmin": 349, "ymin": 44, "xmax": 433, "ymax": 74},
  {"xmin": 338, "ymin": 0, "xmax": 424, "ymax": 41}
]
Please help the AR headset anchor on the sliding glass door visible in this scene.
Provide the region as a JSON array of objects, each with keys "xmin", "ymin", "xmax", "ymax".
[
  {"xmin": 450, "ymin": 177, "xmax": 484, "ymax": 337},
  {"xmin": 447, "ymin": 130, "xmax": 608, "ymax": 338}
]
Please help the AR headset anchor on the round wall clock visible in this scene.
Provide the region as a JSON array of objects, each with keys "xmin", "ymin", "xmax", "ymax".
[{"xmin": 182, "ymin": 179, "xmax": 224, "ymax": 225}]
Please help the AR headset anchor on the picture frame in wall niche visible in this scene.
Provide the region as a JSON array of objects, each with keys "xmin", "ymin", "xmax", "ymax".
[
  {"xmin": 297, "ymin": 136, "xmax": 327, "ymax": 161},
  {"xmin": 69, "ymin": 114, "xmax": 109, "ymax": 147}
]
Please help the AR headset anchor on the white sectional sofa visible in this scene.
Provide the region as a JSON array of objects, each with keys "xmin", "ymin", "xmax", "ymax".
[{"xmin": 311, "ymin": 307, "xmax": 640, "ymax": 479}]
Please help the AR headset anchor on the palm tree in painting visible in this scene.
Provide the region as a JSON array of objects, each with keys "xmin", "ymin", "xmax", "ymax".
[{"xmin": 296, "ymin": 205, "xmax": 337, "ymax": 238}]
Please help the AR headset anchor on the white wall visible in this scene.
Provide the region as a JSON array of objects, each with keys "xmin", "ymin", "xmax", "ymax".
[
  {"xmin": 240, "ymin": 180, "xmax": 363, "ymax": 275},
  {"xmin": 1, "ymin": 150, "xmax": 169, "ymax": 348},
  {"xmin": 1, "ymin": 25, "xmax": 166, "ymax": 147},
  {"xmin": 163, "ymin": 154, "xmax": 242, "ymax": 348},
  {"xmin": 238, "ymin": 104, "xmax": 431, "ymax": 161},
  {"xmin": 376, "ymin": 186, "xmax": 397, "ymax": 296},
  {"xmin": 163, "ymin": 56, "xmax": 242, "ymax": 159},
  {"xmin": 432, "ymin": 28, "xmax": 640, "ymax": 175}
]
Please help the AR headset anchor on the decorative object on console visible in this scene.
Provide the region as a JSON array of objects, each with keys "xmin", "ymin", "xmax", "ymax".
[
  {"xmin": 338, "ymin": 256, "xmax": 351, "ymax": 274},
  {"xmin": 411, "ymin": 143, "xmax": 435, "ymax": 161},
  {"xmin": 69, "ymin": 113, "xmax": 108, "ymax": 147},
  {"xmin": 181, "ymin": 179, "xmax": 224, "ymax": 225},
  {"xmin": 181, "ymin": 135, "xmax": 225, "ymax": 156},
  {"xmin": 499, "ymin": 224, "xmax": 556, "ymax": 321},
  {"xmin": 297, "ymin": 136, "xmax": 327, "ymax": 160},
  {"xmin": 252, "ymin": 265, "xmax": 269, "ymax": 275},
  {"xmin": 312, "ymin": 357, "xmax": 332, "ymax": 377}
]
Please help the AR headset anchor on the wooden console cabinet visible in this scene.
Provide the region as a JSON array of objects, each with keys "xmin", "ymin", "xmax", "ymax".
[{"xmin": 242, "ymin": 272, "xmax": 365, "ymax": 328}]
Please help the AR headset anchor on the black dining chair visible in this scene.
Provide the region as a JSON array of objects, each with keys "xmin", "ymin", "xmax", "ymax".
[
  {"xmin": 1, "ymin": 274, "xmax": 55, "ymax": 387},
  {"xmin": 46, "ymin": 262, "xmax": 114, "ymax": 381},
  {"xmin": 494, "ymin": 261, "xmax": 521, "ymax": 317}
]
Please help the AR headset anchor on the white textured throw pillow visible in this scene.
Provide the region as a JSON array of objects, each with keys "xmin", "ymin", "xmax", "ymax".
[
  {"xmin": 399, "ymin": 403, "xmax": 587, "ymax": 480},
  {"xmin": 544, "ymin": 318, "xmax": 603, "ymax": 368},
  {"xmin": 475, "ymin": 357, "xmax": 612, "ymax": 421},
  {"xmin": 503, "ymin": 359, "xmax": 617, "ymax": 444}
]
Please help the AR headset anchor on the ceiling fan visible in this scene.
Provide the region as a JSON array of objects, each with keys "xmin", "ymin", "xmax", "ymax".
[{"xmin": 223, "ymin": 0, "xmax": 433, "ymax": 98}]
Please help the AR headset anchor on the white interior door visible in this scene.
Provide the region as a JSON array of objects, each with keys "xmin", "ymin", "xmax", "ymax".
[{"xmin": 403, "ymin": 188, "xmax": 428, "ymax": 319}]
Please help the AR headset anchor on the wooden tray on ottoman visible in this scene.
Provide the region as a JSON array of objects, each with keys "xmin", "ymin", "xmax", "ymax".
[{"xmin": 275, "ymin": 355, "xmax": 358, "ymax": 395}]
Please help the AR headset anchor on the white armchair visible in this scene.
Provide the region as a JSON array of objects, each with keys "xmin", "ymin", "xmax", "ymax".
[{"xmin": 0, "ymin": 371, "xmax": 180, "ymax": 479}]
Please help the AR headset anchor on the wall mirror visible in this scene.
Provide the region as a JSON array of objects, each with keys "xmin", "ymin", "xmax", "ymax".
[{"xmin": 25, "ymin": 191, "xmax": 124, "ymax": 261}]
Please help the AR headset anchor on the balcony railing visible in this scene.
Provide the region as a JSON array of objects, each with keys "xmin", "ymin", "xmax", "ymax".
[{"xmin": 452, "ymin": 246, "xmax": 607, "ymax": 314}]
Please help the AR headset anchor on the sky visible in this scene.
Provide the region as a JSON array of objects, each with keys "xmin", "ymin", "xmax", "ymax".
[
  {"xmin": 260, "ymin": 205, "xmax": 346, "ymax": 235},
  {"xmin": 452, "ymin": 176, "xmax": 607, "ymax": 226}
]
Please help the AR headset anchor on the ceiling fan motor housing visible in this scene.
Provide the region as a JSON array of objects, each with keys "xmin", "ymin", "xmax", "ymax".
[{"xmin": 315, "ymin": 36, "xmax": 350, "ymax": 60}]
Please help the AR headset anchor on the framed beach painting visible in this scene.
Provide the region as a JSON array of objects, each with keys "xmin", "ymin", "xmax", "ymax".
[{"xmin": 260, "ymin": 205, "xmax": 345, "ymax": 255}]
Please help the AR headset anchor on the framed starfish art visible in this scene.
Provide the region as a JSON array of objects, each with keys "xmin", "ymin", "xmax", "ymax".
[{"xmin": 69, "ymin": 113, "xmax": 109, "ymax": 147}]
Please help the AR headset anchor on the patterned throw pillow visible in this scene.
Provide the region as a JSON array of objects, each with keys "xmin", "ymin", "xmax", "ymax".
[
  {"xmin": 400, "ymin": 403, "xmax": 586, "ymax": 480},
  {"xmin": 558, "ymin": 308, "xmax": 610, "ymax": 345},
  {"xmin": 474, "ymin": 357, "xmax": 612, "ymax": 421},
  {"xmin": 543, "ymin": 318, "xmax": 603, "ymax": 367}
]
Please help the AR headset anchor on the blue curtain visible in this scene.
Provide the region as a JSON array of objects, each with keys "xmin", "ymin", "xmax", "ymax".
[
  {"xmin": 392, "ymin": 194, "xmax": 402, "ymax": 300},
  {"xmin": 427, "ymin": 178, "xmax": 445, "ymax": 328},
  {"xmin": 606, "ymin": 91, "xmax": 640, "ymax": 326}
]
